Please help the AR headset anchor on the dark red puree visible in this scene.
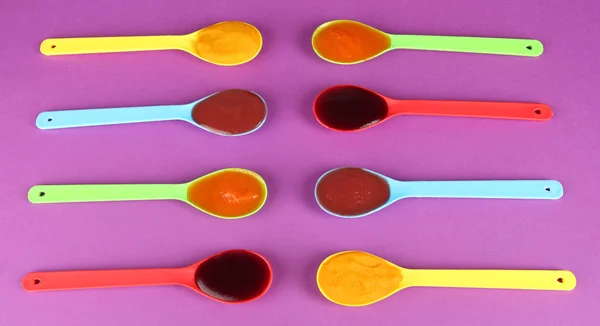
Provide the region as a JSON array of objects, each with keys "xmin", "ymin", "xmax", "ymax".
[
  {"xmin": 195, "ymin": 250, "xmax": 271, "ymax": 302},
  {"xmin": 192, "ymin": 89, "xmax": 266, "ymax": 135},
  {"xmin": 314, "ymin": 86, "xmax": 388, "ymax": 131},
  {"xmin": 316, "ymin": 168, "xmax": 391, "ymax": 216}
]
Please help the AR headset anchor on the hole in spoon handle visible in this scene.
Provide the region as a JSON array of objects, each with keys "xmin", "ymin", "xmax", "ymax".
[
  {"xmin": 520, "ymin": 40, "xmax": 544, "ymax": 56},
  {"xmin": 35, "ymin": 112, "xmax": 55, "ymax": 129},
  {"xmin": 539, "ymin": 180, "xmax": 563, "ymax": 199},
  {"xmin": 523, "ymin": 103, "xmax": 553, "ymax": 120},
  {"xmin": 22, "ymin": 273, "xmax": 47, "ymax": 291},
  {"xmin": 40, "ymin": 39, "xmax": 60, "ymax": 55},
  {"xmin": 39, "ymin": 38, "xmax": 91, "ymax": 56}
]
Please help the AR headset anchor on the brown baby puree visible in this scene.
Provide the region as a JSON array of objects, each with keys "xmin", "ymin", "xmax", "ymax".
[{"xmin": 316, "ymin": 168, "xmax": 391, "ymax": 216}]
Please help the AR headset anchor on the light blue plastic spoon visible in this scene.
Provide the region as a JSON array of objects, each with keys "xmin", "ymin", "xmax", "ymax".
[
  {"xmin": 35, "ymin": 89, "xmax": 267, "ymax": 136},
  {"xmin": 315, "ymin": 167, "xmax": 563, "ymax": 218}
]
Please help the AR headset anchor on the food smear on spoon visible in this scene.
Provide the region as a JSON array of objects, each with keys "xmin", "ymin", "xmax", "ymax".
[
  {"xmin": 312, "ymin": 20, "xmax": 391, "ymax": 63},
  {"xmin": 317, "ymin": 251, "xmax": 402, "ymax": 306},
  {"xmin": 187, "ymin": 169, "xmax": 267, "ymax": 218},
  {"xmin": 191, "ymin": 89, "xmax": 267, "ymax": 135},
  {"xmin": 315, "ymin": 167, "xmax": 390, "ymax": 216}
]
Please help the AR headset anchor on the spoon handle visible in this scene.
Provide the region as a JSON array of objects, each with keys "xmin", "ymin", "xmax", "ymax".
[
  {"xmin": 399, "ymin": 180, "xmax": 563, "ymax": 199},
  {"xmin": 390, "ymin": 35, "xmax": 543, "ymax": 57},
  {"xmin": 22, "ymin": 268, "xmax": 187, "ymax": 291},
  {"xmin": 28, "ymin": 184, "xmax": 186, "ymax": 203},
  {"xmin": 404, "ymin": 269, "xmax": 576, "ymax": 291},
  {"xmin": 392, "ymin": 100, "xmax": 552, "ymax": 121},
  {"xmin": 40, "ymin": 35, "xmax": 187, "ymax": 56},
  {"xmin": 36, "ymin": 105, "xmax": 190, "ymax": 129}
]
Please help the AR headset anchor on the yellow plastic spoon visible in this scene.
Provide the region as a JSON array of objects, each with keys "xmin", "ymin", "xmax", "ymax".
[
  {"xmin": 40, "ymin": 21, "xmax": 262, "ymax": 66},
  {"xmin": 317, "ymin": 251, "xmax": 576, "ymax": 307},
  {"xmin": 28, "ymin": 168, "xmax": 268, "ymax": 219}
]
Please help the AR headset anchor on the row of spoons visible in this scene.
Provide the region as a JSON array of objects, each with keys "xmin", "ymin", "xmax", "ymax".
[
  {"xmin": 28, "ymin": 167, "xmax": 562, "ymax": 219},
  {"xmin": 41, "ymin": 20, "xmax": 542, "ymax": 65},
  {"xmin": 23, "ymin": 250, "xmax": 575, "ymax": 306},
  {"xmin": 36, "ymin": 86, "xmax": 552, "ymax": 135}
]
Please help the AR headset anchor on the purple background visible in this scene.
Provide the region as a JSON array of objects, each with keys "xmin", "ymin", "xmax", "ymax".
[{"xmin": 1, "ymin": 0, "xmax": 599, "ymax": 325}]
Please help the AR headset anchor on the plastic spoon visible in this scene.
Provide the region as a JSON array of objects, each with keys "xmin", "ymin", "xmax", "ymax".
[
  {"xmin": 23, "ymin": 249, "xmax": 272, "ymax": 304},
  {"xmin": 28, "ymin": 168, "xmax": 268, "ymax": 219},
  {"xmin": 315, "ymin": 167, "xmax": 563, "ymax": 218},
  {"xmin": 314, "ymin": 85, "xmax": 552, "ymax": 132},
  {"xmin": 40, "ymin": 21, "xmax": 262, "ymax": 66},
  {"xmin": 317, "ymin": 251, "xmax": 576, "ymax": 307},
  {"xmin": 36, "ymin": 89, "xmax": 267, "ymax": 136},
  {"xmin": 312, "ymin": 20, "xmax": 543, "ymax": 65}
]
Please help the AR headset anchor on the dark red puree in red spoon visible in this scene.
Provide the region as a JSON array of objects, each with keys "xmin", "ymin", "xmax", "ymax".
[
  {"xmin": 314, "ymin": 86, "xmax": 388, "ymax": 131},
  {"xmin": 192, "ymin": 89, "xmax": 266, "ymax": 135},
  {"xmin": 316, "ymin": 168, "xmax": 391, "ymax": 216},
  {"xmin": 195, "ymin": 250, "xmax": 271, "ymax": 302}
]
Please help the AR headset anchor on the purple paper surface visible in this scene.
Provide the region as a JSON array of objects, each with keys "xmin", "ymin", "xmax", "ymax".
[{"xmin": 1, "ymin": 0, "xmax": 599, "ymax": 325}]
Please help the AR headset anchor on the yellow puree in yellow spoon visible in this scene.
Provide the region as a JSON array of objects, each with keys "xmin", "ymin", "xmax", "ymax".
[
  {"xmin": 195, "ymin": 21, "xmax": 262, "ymax": 65},
  {"xmin": 317, "ymin": 251, "xmax": 402, "ymax": 306}
]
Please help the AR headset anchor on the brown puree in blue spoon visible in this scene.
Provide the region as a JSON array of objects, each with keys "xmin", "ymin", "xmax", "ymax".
[
  {"xmin": 315, "ymin": 167, "xmax": 391, "ymax": 216},
  {"xmin": 192, "ymin": 89, "xmax": 267, "ymax": 135}
]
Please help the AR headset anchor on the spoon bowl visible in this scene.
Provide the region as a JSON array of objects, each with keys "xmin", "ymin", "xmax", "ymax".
[
  {"xmin": 41, "ymin": 21, "xmax": 262, "ymax": 66},
  {"xmin": 315, "ymin": 167, "xmax": 563, "ymax": 218},
  {"xmin": 28, "ymin": 168, "xmax": 268, "ymax": 219},
  {"xmin": 36, "ymin": 89, "xmax": 268, "ymax": 136},
  {"xmin": 317, "ymin": 251, "xmax": 576, "ymax": 307},
  {"xmin": 312, "ymin": 20, "xmax": 543, "ymax": 65},
  {"xmin": 314, "ymin": 85, "xmax": 553, "ymax": 132},
  {"xmin": 312, "ymin": 20, "xmax": 393, "ymax": 65},
  {"xmin": 23, "ymin": 249, "xmax": 273, "ymax": 304}
]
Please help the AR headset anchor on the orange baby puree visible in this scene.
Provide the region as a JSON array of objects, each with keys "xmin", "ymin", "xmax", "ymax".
[
  {"xmin": 196, "ymin": 21, "xmax": 262, "ymax": 65},
  {"xmin": 187, "ymin": 169, "xmax": 266, "ymax": 218},
  {"xmin": 313, "ymin": 21, "xmax": 391, "ymax": 63},
  {"xmin": 317, "ymin": 251, "xmax": 402, "ymax": 306}
]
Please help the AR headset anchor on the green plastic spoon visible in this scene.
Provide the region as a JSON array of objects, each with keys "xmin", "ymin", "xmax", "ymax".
[
  {"xmin": 312, "ymin": 20, "xmax": 543, "ymax": 65},
  {"xmin": 28, "ymin": 168, "xmax": 268, "ymax": 219}
]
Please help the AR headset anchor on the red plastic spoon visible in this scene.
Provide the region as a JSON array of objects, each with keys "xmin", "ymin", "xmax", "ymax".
[
  {"xmin": 22, "ymin": 249, "xmax": 272, "ymax": 304},
  {"xmin": 314, "ymin": 85, "xmax": 553, "ymax": 132}
]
